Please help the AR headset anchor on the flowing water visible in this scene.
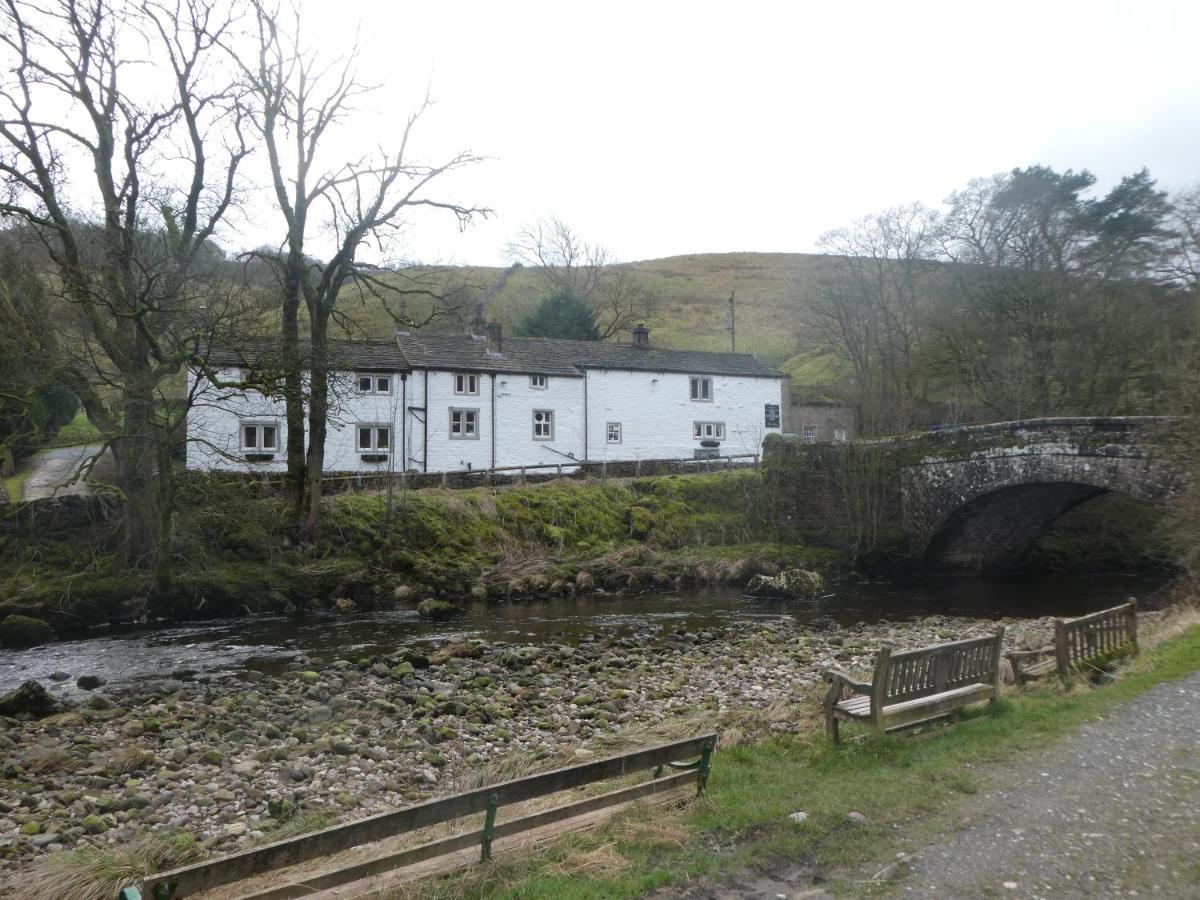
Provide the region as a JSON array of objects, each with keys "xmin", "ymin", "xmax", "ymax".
[{"xmin": 0, "ymin": 573, "xmax": 1168, "ymax": 697}]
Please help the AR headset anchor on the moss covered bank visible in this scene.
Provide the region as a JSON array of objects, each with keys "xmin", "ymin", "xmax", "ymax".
[{"xmin": 0, "ymin": 470, "xmax": 833, "ymax": 633}]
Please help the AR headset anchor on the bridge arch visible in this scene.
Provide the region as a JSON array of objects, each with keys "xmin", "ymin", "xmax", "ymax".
[{"xmin": 902, "ymin": 420, "xmax": 1186, "ymax": 572}]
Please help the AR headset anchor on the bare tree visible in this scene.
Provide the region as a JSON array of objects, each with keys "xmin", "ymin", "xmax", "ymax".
[
  {"xmin": 245, "ymin": 3, "xmax": 489, "ymax": 538},
  {"xmin": 0, "ymin": 0, "xmax": 250, "ymax": 578},
  {"xmin": 507, "ymin": 215, "xmax": 655, "ymax": 340},
  {"xmin": 807, "ymin": 204, "xmax": 940, "ymax": 434}
]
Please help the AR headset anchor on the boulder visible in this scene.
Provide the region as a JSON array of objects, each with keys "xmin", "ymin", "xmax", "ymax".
[
  {"xmin": 416, "ymin": 598, "xmax": 464, "ymax": 622},
  {"xmin": 744, "ymin": 568, "xmax": 826, "ymax": 600},
  {"xmin": 0, "ymin": 680, "xmax": 58, "ymax": 718},
  {"xmin": 0, "ymin": 615, "xmax": 53, "ymax": 648},
  {"xmin": 76, "ymin": 675, "xmax": 106, "ymax": 690}
]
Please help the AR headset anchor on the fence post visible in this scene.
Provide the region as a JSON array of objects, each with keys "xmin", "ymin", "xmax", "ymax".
[
  {"xmin": 602, "ymin": 460, "xmax": 607, "ymax": 482},
  {"xmin": 697, "ymin": 742, "xmax": 713, "ymax": 795},
  {"xmin": 556, "ymin": 463, "xmax": 562, "ymax": 478},
  {"xmin": 480, "ymin": 793, "xmax": 499, "ymax": 862},
  {"xmin": 440, "ymin": 472, "xmax": 447, "ymax": 489}
]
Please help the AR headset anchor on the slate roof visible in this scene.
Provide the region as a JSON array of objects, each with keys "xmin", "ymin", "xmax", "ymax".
[
  {"xmin": 395, "ymin": 334, "xmax": 783, "ymax": 379},
  {"xmin": 208, "ymin": 338, "xmax": 409, "ymax": 372}
]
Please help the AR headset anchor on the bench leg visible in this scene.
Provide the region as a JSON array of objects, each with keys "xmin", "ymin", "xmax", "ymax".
[{"xmin": 825, "ymin": 708, "xmax": 840, "ymax": 745}]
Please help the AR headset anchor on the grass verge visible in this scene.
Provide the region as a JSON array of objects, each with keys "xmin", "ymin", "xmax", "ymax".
[{"xmin": 399, "ymin": 615, "xmax": 1200, "ymax": 899}]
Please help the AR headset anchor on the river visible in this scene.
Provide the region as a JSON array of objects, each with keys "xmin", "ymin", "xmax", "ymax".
[{"xmin": 0, "ymin": 572, "xmax": 1167, "ymax": 697}]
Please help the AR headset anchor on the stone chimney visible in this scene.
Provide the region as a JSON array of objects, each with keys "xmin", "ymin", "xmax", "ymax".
[
  {"xmin": 485, "ymin": 321, "xmax": 503, "ymax": 355},
  {"xmin": 469, "ymin": 303, "xmax": 486, "ymax": 339},
  {"xmin": 632, "ymin": 323, "xmax": 650, "ymax": 349}
]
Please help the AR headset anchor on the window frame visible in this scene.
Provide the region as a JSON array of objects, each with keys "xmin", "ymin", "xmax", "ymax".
[
  {"xmin": 692, "ymin": 421, "xmax": 726, "ymax": 441},
  {"xmin": 832, "ymin": 427, "xmax": 848, "ymax": 443},
  {"xmin": 801, "ymin": 424, "xmax": 818, "ymax": 444},
  {"xmin": 689, "ymin": 375, "xmax": 713, "ymax": 402},
  {"xmin": 356, "ymin": 423, "xmax": 392, "ymax": 453},
  {"xmin": 453, "ymin": 372, "xmax": 480, "ymax": 396},
  {"xmin": 606, "ymin": 421, "xmax": 622, "ymax": 444},
  {"xmin": 529, "ymin": 374, "xmax": 548, "ymax": 390},
  {"xmin": 355, "ymin": 372, "xmax": 393, "ymax": 395},
  {"xmin": 240, "ymin": 420, "xmax": 279, "ymax": 453},
  {"xmin": 449, "ymin": 407, "xmax": 480, "ymax": 440},
  {"xmin": 532, "ymin": 409, "xmax": 554, "ymax": 441}
]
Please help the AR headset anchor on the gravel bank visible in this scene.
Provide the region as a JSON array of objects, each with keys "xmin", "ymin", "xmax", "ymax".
[{"xmin": 0, "ymin": 612, "xmax": 1057, "ymax": 887}]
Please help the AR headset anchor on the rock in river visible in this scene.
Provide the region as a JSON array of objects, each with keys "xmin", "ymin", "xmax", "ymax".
[
  {"xmin": 0, "ymin": 681, "xmax": 58, "ymax": 718},
  {"xmin": 745, "ymin": 568, "xmax": 826, "ymax": 600},
  {"xmin": 417, "ymin": 598, "xmax": 464, "ymax": 622},
  {"xmin": 0, "ymin": 615, "xmax": 53, "ymax": 648}
]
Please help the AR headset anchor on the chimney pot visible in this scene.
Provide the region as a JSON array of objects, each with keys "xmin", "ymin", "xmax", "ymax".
[
  {"xmin": 470, "ymin": 303, "xmax": 486, "ymax": 339},
  {"xmin": 632, "ymin": 323, "xmax": 650, "ymax": 348},
  {"xmin": 485, "ymin": 321, "xmax": 503, "ymax": 355}
]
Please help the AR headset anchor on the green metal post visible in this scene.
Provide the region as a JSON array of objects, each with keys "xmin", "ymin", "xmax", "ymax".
[
  {"xmin": 652, "ymin": 764, "xmax": 664, "ymax": 779},
  {"xmin": 153, "ymin": 882, "xmax": 175, "ymax": 900},
  {"xmin": 697, "ymin": 742, "xmax": 713, "ymax": 795},
  {"xmin": 480, "ymin": 793, "xmax": 499, "ymax": 863},
  {"xmin": 118, "ymin": 888, "xmax": 142, "ymax": 900}
]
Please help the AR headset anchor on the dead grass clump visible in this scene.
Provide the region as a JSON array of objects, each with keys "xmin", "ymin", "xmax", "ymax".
[
  {"xmin": 23, "ymin": 744, "xmax": 80, "ymax": 774},
  {"xmin": 109, "ymin": 747, "xmax": 157, "ymax": 775},
  {"xmin": 13, "ymin": 834, "xmax": 203, "ymax": 900},
  {"xmin": 547, "ymin": 842, "xmax": 631, "ymax": 878},
  {"xmin": 1143, "ymin": 597, "xmax": 1200, "ymax": 650}
]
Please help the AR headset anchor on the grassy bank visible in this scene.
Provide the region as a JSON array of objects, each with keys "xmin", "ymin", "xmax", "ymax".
[
  {"xmin": 0, "ymin": 469, "xmax": 833, "ymax": 627},
  {"xmin": 404, "ymin": 610, "xmax": 1200, "ymax": 899}
]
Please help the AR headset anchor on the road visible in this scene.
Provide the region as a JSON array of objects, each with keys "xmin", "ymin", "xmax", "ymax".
[
  {"xmin": 20, "ymin": 443, "xmax": 105, "ymax": 501},
  {"xmin": 895, "ymin": 670, "xmax": 1200, "ymax": 898}
]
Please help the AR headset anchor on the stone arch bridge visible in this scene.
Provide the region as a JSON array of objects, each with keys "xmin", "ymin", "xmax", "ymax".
[{"xmin": 764, "ymin": 417, "xmax": 1189, "ymax": 572}]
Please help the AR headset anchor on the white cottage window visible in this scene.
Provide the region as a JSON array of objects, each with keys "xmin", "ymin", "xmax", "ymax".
[
  {"xmin": 357, "ymin": 424, "xmax": 391, "ymax": 453},
  {"xmin": 606, "ymin": 422, "xmax": 622, "ymax": 444},
  {"xmin": 833, "ymin": 427, "xmax": 848, "ymax": 443},
  {"xmin": 801, "ymin": 425, "xmax": 817, "ymax": 444},
  {"xmin": 450, "ymin": 408, "xmax": 479, "ymax": 439},
  {"xmin": 357, "ymin": 373, "xmax": 391, "ymax": 395},
  {"xmin": 241, "ymin": 421, "xmax": 278, "ymax": 453},
  {"xmin": 532, "ymin": 409, "xmax": 554, "ymax": 440},
  {"xmin": 454, "ymin": 372, "xmax": 480, "ymax": 395},
  {"xmin": 692, "ymin": 421, "xmax": 725, "ymax": 440},
  {"xmin": 530, "ymin": 374, "xmax": 548, "ymax": 389},
  {"xmin": 689, "ymin": 375, "xmax": 713, "ymax": 401}
]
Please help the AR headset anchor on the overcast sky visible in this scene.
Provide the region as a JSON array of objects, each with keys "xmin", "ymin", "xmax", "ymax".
[{"xmin": 243, "ymin": 0, "xmax": 1200, "ymax": 266}]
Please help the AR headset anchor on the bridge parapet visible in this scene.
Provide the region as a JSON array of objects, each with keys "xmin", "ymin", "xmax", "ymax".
[{"xmin": 764, "ymin": 416, "xmax": 1189, "ymax": 571}]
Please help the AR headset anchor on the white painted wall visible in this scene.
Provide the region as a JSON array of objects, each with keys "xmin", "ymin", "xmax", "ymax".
[
  {"xmin": 186, "ymin": 367, "xmax": 408, "ymax": 475},
  {"xmin": 583, "ymin": 369, "xmax": 783, "ymax": 462},
  {"xmin": 187, "ymin": 364, "xmax": 783, "ymax": 475}
]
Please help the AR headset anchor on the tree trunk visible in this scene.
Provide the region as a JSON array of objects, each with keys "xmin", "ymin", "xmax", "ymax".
[
  {"xmin": 302, "ymin": 318, "xmax": 329, "ymax": 541},
  {"xmin": 282, "ymin": 282, "xmax": 306, "ymax": 509},
  {"xmin": 113, "ymin": 380, "xmax": 162, "ymax": 572}
]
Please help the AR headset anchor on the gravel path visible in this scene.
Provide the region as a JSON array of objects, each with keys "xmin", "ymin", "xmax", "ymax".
[
  {"xmin": 20, "ymin": 443, "xmax": 104, "ymax": 500},
  {"xmin": 896, "ymin": 670, "xmax": 1200, "ymax": 899}
]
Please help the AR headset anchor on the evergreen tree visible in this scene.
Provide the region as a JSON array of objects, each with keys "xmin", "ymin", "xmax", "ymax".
[{"xmin": 516, "ymin": 290, "xmax": 601, "ymax": 340}]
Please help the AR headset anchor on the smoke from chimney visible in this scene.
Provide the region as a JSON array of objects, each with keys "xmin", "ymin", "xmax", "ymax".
[{"xmin": 470, "ymin": 262, "xmax": 523, "ymax": 337}]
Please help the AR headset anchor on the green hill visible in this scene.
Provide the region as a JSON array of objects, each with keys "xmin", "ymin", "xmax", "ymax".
[{"xmin": 344, "ymin": 252, "xmax": 844, "ymax": 381}]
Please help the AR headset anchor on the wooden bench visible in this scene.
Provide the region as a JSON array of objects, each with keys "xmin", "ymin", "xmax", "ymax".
[
  {"xmin": 822, "ymin": 629, "xmax": 1005, "ymax": 744},
  {"xmin": 1006, "ymin": 600, "xmax": 1138, "ymax": 685}
]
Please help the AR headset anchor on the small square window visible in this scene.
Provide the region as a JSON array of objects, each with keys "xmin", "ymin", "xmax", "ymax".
[
  {"xmin": 530, "ymin": 374, "xmax": 548, "ymax": 390},
  {"xmin": 357, "ymin": 425, "xmax": 391, "ymax": 452},
  {"xmin": 692, "ymin": 421, "xmax": 725, "ymax": 440},
  {"xmin": 454, "ymin": 373, "xmax": 479, "ymax": 395},
  {"xmin": 833, "ymin": 427, "xmax": 848, "ymax": 443},
  {"xmin": 606, "ymin": 422, "xmax": 622, "ymax": 444},
  {"xmin": 689, "ymin": 376, "xmax": 713, "ymax": 401},
  {"xmin": 450, "ymin": 408, "xmax": 479, "ymax": 439},
  {"xmin": 356, "ymin": 373, "xmax": 391, "ymax": 395},
  {"xmin": 533, "ymin": 409, "xmax": 553, "ymax": 441},
  {"xmin": 240, "ymin": 422, "xmax": 278, "ymax": 455},
  {"xmin": 801, "ymin": 425, "xmax": 817, "ymax": 444}
]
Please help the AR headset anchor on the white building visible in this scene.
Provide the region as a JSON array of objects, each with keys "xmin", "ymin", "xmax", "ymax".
[{"xmin": 186, "ymin": 324, "xmax": 785, "ymax": 475}]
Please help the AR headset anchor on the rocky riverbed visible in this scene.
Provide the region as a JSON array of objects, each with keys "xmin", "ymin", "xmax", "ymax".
[{"xmin": 0, "ymin": 612, "xmax": 1067, "ymax": 886}]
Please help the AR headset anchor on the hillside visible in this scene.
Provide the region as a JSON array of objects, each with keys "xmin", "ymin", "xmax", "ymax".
[{"xmin": 343, "ymin": 252, "xmax": 850, "ymax": 385}]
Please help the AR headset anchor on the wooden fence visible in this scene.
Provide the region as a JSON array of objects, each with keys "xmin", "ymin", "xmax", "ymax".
[{"xmin": 121, "ymin": 733, "xmax": 715, "ymax": 899}]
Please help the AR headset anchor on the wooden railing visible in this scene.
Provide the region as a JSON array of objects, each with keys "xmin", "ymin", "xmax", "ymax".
[{"xmin": 120, "ymin": 733, "xmax": 715, "ymax": 899}]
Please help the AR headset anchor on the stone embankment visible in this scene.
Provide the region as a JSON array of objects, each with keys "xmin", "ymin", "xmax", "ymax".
[{"xmin": 0, "ymin": 613, "xmax": 1060, "ymax": 885}]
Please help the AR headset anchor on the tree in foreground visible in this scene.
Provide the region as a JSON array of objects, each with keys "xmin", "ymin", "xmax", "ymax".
[
  {"xmin": 245, "ymin": 2, "xmax": 489, "ymax": 538},
  {"xmin": 0, "ymin": 0, "xmax": 252, "ymax": 578}
]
